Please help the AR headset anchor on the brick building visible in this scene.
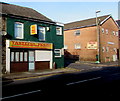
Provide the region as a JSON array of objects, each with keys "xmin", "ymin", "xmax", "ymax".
[
  {"xmin": 64, "ymin": 15, "xmax": 119, "ymax": 63},
  {"xmin": 116, "ymin": 20, "xmax": 120, "ymax": 61},
  {"xmin": 0, "ymin": 2, "xmax": 64, "ymax": 73}
]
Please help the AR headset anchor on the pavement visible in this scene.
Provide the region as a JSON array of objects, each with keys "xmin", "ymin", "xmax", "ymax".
[{"xmin": 2, "ymin": 61, "xmax": 120, "ymax": 81}]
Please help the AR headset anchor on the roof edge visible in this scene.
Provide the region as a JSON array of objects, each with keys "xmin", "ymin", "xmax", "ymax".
[
  {"xmin": 100, "ymin": 15, "xmax": 111, "ymax": 25},
  {"xmin": 5, "ymin": 14, "xmax": 56, "ymax": 25},
  {"xmin": 64, "ymin": 24, "xmax": 96, "ymax": 31}
]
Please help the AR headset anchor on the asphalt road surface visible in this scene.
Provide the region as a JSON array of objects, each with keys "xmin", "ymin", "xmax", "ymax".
[{"xmin": 2, "ymin": 66, "xmax": 120, "ymax": 101}]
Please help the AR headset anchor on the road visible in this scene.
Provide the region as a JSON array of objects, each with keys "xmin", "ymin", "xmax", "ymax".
[{"xmin": 2, "ymin": 66, "xmax": 120, "ymax": 101}]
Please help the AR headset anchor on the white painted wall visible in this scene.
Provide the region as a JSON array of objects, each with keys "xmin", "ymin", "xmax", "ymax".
[
  {"xmin": 35, "ymin": 50, "xmax": 53, "ymax": 69},
  {"xmin": 6, "ymin": 40, "xmax": 10, "ymax": 73}
]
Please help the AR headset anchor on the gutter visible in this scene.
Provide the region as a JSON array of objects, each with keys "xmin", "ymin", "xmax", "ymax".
[{"xmin": 64, "ymin": 24, "xmax": 96, "ymax": 31}]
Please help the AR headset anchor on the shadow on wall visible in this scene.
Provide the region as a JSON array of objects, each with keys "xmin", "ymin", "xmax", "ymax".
[{"xmin": 64, "ymin": 50, "xmax": 79, "ymax": 67}]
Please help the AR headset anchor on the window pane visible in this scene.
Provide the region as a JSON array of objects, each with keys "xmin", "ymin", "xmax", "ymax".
[
  {"xmin": 75, "ymin": 30, "xmax": 80, "ymax": 35},
  {"xmin": 24, "ymin": 52, "xmax": 27, "ymax": 61},
  {"xmin": 38, "ymin": 27, "xmax": 45, "ymax": 41},
  {"xmin": 56, "ymin": 27, "xmax": 62, "ymax": 35},
  {"xmin": 11, "ymin": 52, "xmax": 14, "ymax": 62},
  {"xmin": 15, "ymin": 52, "xmax": 19, "ymax": 62},
  {"xmin": 54, "ymin": 49, "xmax": 61, "ymax": 57},
  {"xmin": 20, "ymin": 52, "xmax": 23, "ymax": 62},
  {"xmin": 15, "ymin": 22, "xmax": 23, "ymax": 39},
  {"xmin": 75, "ymin": 44, "xmax": 81, "ymax": 49},
  {"xmin": 55, "ymin": 53, "xmax": 60, "ymax": 56},
  {"xmin": 102, "ymin": 28, "xmax": 104, "ymax": 33},
  {"xmin": 116, "ymin": 32, "xmax": 118, "ymax": 36}
]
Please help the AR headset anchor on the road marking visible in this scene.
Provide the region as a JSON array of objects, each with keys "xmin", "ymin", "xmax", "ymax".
[
  {"xmin": 14, "ymin": 73, "xmax": 62, "ymax": 81},
  {"xmin": 66, "ymin": 77, "xmax": 101, "ymax": 86},
  {"xmin": 2, "ymin": 89, "xmax": 41, "ymax": 100}
]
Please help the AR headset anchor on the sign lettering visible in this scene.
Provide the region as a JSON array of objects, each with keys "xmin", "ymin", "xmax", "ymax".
[{"xmin": 10, "ymin": 41, "xmax": 53, "ymax": 49}]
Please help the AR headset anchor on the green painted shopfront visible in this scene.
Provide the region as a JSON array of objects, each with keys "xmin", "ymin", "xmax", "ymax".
[{"xmin": 1, "ymin": 2, "xmax": 64, "ymax": 73}]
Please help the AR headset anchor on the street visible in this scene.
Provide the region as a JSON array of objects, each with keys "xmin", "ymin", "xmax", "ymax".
[{"xmin": 2, "ymin": 66, "xmax": 120, "ymax": 101}]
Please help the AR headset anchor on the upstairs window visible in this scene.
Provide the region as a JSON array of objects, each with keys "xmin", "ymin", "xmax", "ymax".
[
  {"xmin": 102, "ymin": 28, "xmax": 104, "ymax": 33},
  {"xmin": 14, "ymin": 22, "xmax": 24, "ymax": 39},
  {"xmin": 38, "ymin": 26, "xmax": 46, "ymax": 41},
  {"xmin": 56, "ymin": 26, "xmax": 62, "ymax": 35},
  {"xmin": 116, "ymin": 31, "xmax": 118, "ymax": 36},
  {"xmin": 106, "ymin": 29, "xmax": 108, "ymax": 34},
  {"xmin": 112, "ymin": 31, "xmax": 115, "ymax": 35},
  {"xmin": 102, "ymin": 47, "xmax": 105, "ymax": 52},
  {"xmin": 106, "ymin": 47, "xmax": 109, "ymax": 52},
  {"xmin": 113, "ymin": 48, "xmax": 117, "ymax": 53},
  {"xmin": 74, "ymin": 30, "xmax": 80, "ymax": 36}
]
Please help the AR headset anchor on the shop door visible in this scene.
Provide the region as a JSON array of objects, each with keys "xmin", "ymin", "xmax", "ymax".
[{"xmin": 28, "ymin": 51, "xmax": 35, "ymax": 71}]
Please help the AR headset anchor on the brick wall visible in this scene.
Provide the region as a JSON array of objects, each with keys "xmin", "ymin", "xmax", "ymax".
[
  {"xmin": 64, "ymin": 18, "xmax": 119, "ymax": 63},
  {"xmin": 100, "ymin": 18, "xmax": 119, "ymax": 62},
  {"xmin": 1, "ymin": 17, "xmax": 7, "ymax": 73},
  {"xmin": 64, "ymin": 26, "xmax": 97, "ymax": 61}
]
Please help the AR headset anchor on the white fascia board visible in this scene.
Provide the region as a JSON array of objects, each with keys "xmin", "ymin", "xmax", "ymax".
[
  {"xmin": 56, "ymin": 22, "xmax": 64, "ymax": 26},
  {"xmin": 100, "ymin": 15, "xmax": 119, "ymax": 29},
  {"xmin": 100, "ymin": 15, "xmax": 111, "ymax": 25}
]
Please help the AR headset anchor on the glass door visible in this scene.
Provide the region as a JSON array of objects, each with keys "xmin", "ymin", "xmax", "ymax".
[{"xmin": 28, "ymin": 51, "xmax": 35, "ymax": 71}]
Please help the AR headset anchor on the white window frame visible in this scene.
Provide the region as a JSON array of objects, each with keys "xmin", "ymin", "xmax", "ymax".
[
  {"xmin": 56, "ymin": 26, "xmax": 62, "ymax": 35},
  {"xmin": 54, "ymin": 49, "xmax": 61, "ymax": 57},
  {"xmin": 14, "ymin": 22, "xmax": 24, "ymax": 39},
  {"xmin": 113, "ymin": 48, "xmax": 117, "ymax": 53},
  {"xmin": 11, "ymin": 52, "xmax": 14, "ymax": 62},
  {"xmin": 74, "ymin": 30, "xmax": 80, "ymax": 36},
  {"xmin": 112, "ymin": 31, "xmax": 115, "ymax": 35},
  {"xmin": 116, "ymin": 31, "xmax": 118, "ymax": 36},
  {"xmin": 75, "ymin": 43, "xmax": 81, "ymax": 49},
  {"xmin": 38, "ymin": 26, "xmax": 46, "ymax": 41},
  {"xmin": 106, "ymin": 29, "xmax": 108, "ymax": 34},
  {"xmin": 102, "ymin": 47, "xmax": 105, "ymax": 52},
  {"xmin": 106, "ymin": 47, "xmax": 109, "ymax": 52},
  {"xmin": 102, "ymin": 28, "xmax": 104, "ymax": 34}
]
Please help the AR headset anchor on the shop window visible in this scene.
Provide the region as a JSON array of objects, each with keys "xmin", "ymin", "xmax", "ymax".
[
  {"xmin": 14, "ymin": 22, "xmax": 24, "ymax": 39},
  {"xmin": 20, "ymin": 52, "xmax": 23, "ymax": 62},
  {"xmin": 15, "ymin": 52, "xmax": 19, "ymax": 62},
  {"xmin": 11, "ymin": 52, "xmax": 14, "ymax": 62},
  {"xmin": 74, "ymin": 30, "xmax": 80, "ymax": 36},
  {"xmin": 24, "ymin": 52, "xmax": 28, "ymax": 61},
  {"xmin": 38, "ymin": 26, "xmax": 46, "ymax": 41},
  {"xmin": 10, "ymin": 51, "xmax": 28, "ymax": 62},
  {"xmin": 54, "ymin": 49, "xmax": 61, "ymax": 57},
  {"xmin": 56, "ymin": 26, "xmax": 62, "ymax": 35}
]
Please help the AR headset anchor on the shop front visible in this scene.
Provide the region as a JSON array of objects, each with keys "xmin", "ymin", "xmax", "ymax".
[{"xmin": 6, "ymin": 40, "xmax": 53, "ymax": 73}]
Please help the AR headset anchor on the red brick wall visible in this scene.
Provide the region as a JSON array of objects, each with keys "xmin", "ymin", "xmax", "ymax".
[
  {"xmin": 64, "ymin": 18, "xmax": 119, "ymax": 62},
  {"xmin": 64, "ymin": 26, "xmax": 97, "ymax": 61},
  {"xmin": 100, "ymin": 18, "xmax": 119, "ymax": 62}
]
